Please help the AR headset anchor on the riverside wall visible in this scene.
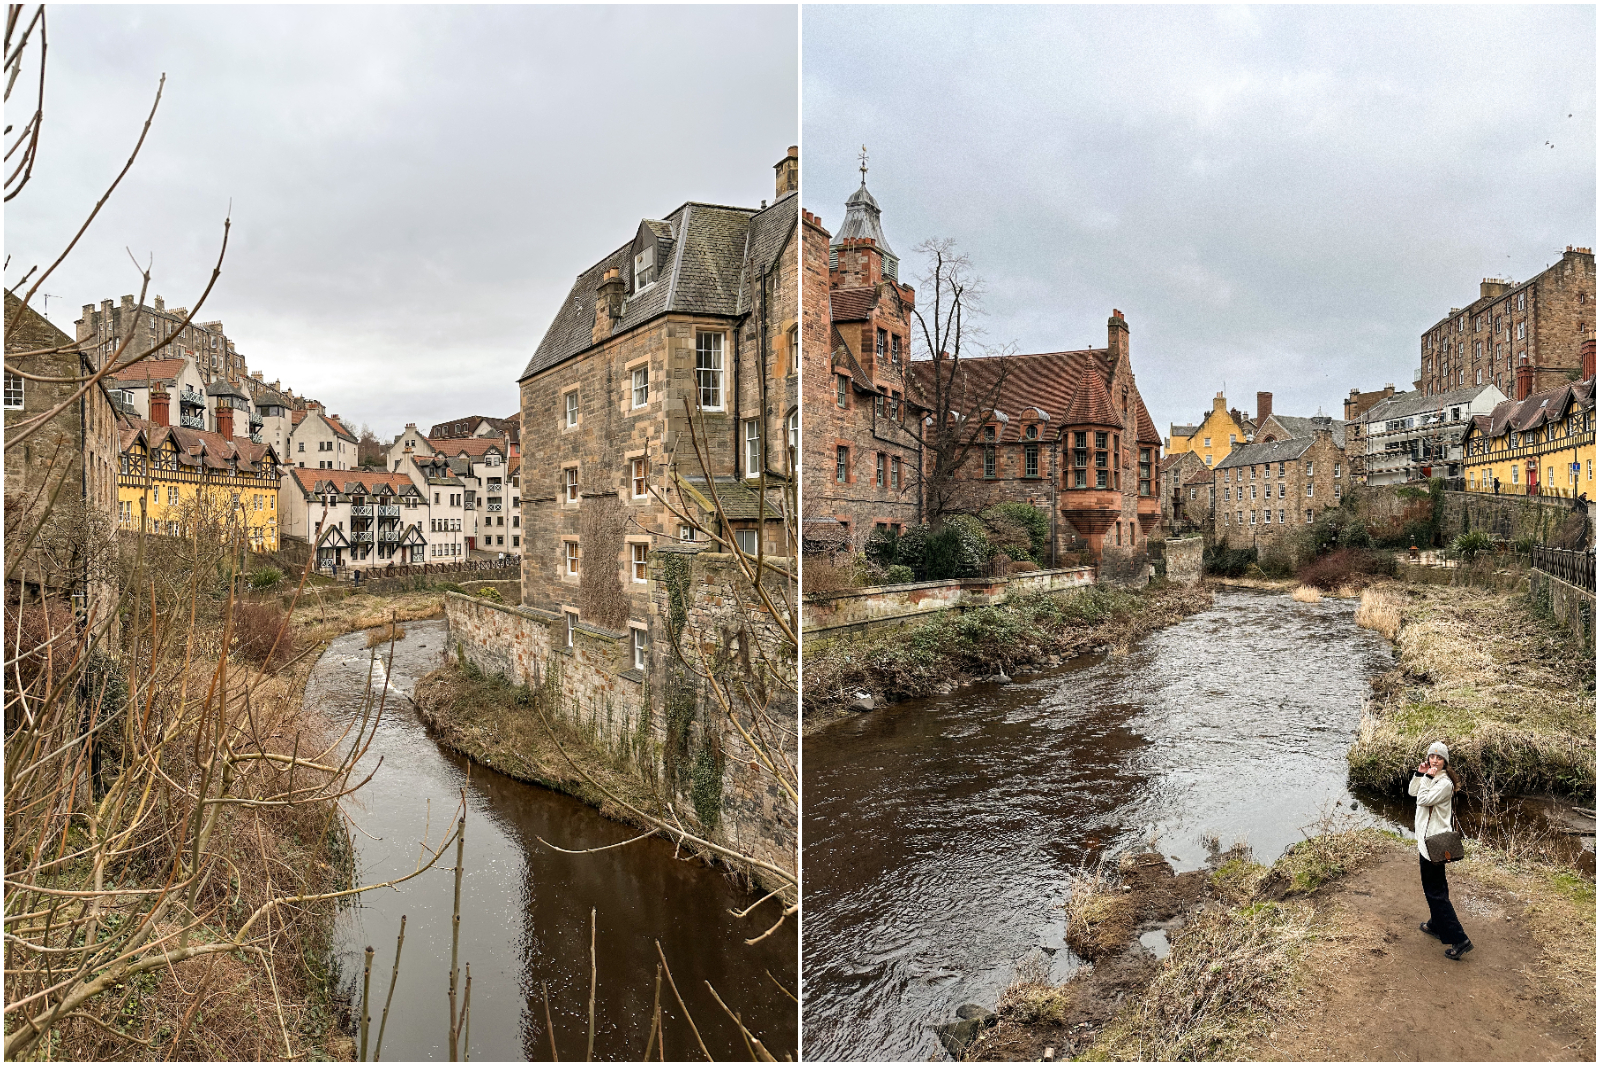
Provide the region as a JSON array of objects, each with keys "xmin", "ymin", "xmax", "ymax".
[{"xmin": 802, "ymin": 565, "xmax": 1096, "ymax": 640}]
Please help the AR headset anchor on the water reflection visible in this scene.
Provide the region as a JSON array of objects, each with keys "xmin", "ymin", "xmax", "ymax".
[
  {"xmin": 313, "ymin": 621, "xmax": 796, "ymax": 1061},
  {"xmin": 801, "ymin": 590, "xmax": 1394, "ymax": 1061}
]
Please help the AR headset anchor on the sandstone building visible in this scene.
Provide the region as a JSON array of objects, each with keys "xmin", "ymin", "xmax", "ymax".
[
  {"xmin": 1160, "ymin": 450, "xmax": 1213, "ymax": 533},
  {"xmin": 916, "ymin": 310, "xmax": 1163, "ymax": 565},
  {"xmin": 1417, "ymin": 247, "xmax": 1595, "ymax": 400},
  {"xmin": 801, "ymin": 164, "xmax": 922, "ymax": 544},
  {"xmin": 1212, "ymin": 423, "xmax": 1346, "ymax": 549},
  {"xmin": 77, "ymin": 294, "xmax": 248, "ymax": 386},
  {"xmin": 517, "ymin": 148, "xmax": 798, "ymax": 670}
]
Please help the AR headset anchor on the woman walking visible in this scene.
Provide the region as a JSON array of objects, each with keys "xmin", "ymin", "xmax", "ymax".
[{"xmin": 1410, "ymin": 741, "xmax": 1473, "ymax": 959}]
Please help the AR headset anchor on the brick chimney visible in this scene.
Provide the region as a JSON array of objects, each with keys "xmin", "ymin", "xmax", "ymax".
[
  {"xmin": 1583, "ymin": 338, "xmax": 1595, "ymax": 381},
  {"xmin": 593, "ymin": 267, "xmax": 624, "ymax": 345},
  {"xmin": 216, "ymin": 400, "xmax": 234, "ymax": 439},
  {"xmin": 1106, "ymin": 309, "xmax": 1129, "ymax": 366},
  {"xmin": 149, "ymin": 385, "xmax": 170, "ymax": 427},
  {"xmin": 1256, "ymin": 391, "xmax": 1273, "ymax": 424},
  {"xmin": 774, "ymin": 146, "xmax": 798, "ymax": 198},
  {"xmin": 1515, "ymin": 354, "xmax": 1534, "ymax": 400}
]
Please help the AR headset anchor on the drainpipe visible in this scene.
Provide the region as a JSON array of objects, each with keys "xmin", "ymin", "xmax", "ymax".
[{"xmin": 1049, "ymin": 429, "xmax": 1059, "ymax": 568}]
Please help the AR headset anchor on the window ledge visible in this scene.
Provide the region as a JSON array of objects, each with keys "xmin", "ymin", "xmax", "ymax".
[{"xmin": 617, "ymin": 668, "xmax": 644, "ymax": 684}]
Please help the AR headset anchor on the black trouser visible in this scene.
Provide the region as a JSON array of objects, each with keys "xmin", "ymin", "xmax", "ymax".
[{"xmin": 1419, "ymin": 854, "xmax": 1467, "ymax": 945}]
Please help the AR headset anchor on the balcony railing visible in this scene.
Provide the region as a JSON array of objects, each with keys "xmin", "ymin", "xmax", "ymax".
[
  {"xmin": 353, "ymin": 531, "xmax": 375, "ymax": 543},
  {"xmin": 250, "ymin": 430, "xmax": 262, "ymax": 444},
  {"xmin": 486, "ymin": 503, "xmax": 502, "ymax": 512},
  {"xmin": 1532, "ymin": 545, "xmax": 1595, "ymax": 591},
  {"xmin": 179, "ymin": 386, "xmax": 205, "ymax": 407},
  {"xmin": 379, "ymin": 531, "xmax": 400, "ymax": 543},
  {"xmin": 377, "ymin": 504, "xmax": 400, "ymax": 517},
  {"xmin": 350, "ymin": 505, "xmax": 374, "ymax": 517},
  {"xmin": 179, "ymin": 411, "xmax": 205, "ymax": 429}
]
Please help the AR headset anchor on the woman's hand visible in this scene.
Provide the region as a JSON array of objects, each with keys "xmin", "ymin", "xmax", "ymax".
[{"xmin": 1417, "ymin": 760, "xmax": 1433, "ymax": 776}]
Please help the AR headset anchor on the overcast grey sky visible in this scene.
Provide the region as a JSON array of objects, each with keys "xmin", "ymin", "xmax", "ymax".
[
  {"xmin": 9, "ymin": 4, "xmax": 798, "ymax": 439},
  {"xmin": 803, "ymin": 4, "xmax": 1595, "ymax": 434}
]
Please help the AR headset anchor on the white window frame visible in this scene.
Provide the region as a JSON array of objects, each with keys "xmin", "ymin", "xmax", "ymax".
[
  {"xmin": 744, "ymin": 419, "xmax": 761, "ymax": 478},
  {"xmin": 631, "ymin": 625, "xmax": 648, "ymax": 670},
  {"xmin": 3, "ymin": 372, "xmax": 23, "ymax": 409},
  {"xmin": 631, "ymin": 365, "xmax": 649, "ymax": 409},
  {"xmin": 695, "ymin": 331, "xmax": 724, "ymax": 411},
  {"xmin": 564, "ymin": 389, "xmax": 579, "ymax": 428},
  {"xmin": 565, "ymin": 611, "xmax": 577, "ymax": 648},
  {"xmin": 564, "ymin": 466, "xmax": 579, "ymax": 504},
  {"xmin": 634, "ymin": 246, "xmax": 656, "ymax": 294},
  {"xmin": 630, "ymin": 542, "xmax": 648, "ymax": 583}
]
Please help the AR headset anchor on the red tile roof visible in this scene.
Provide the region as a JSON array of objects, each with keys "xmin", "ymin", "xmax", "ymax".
[
  {"xmin": 830, "ymin": 287, "xmax": 877, "ymax": 322},
  {"xmin": 119, "ymin": 417, "xmax": 278, "ymax": 472},
  {"xmin": 289, "ymin": 467, "xmax": 423, "ymax": 496},
  {"xmin": 110, "ymin": 358, "xmax": 190, "ymax": 386}
]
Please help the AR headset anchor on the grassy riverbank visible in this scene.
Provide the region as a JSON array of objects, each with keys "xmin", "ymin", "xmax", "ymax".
[
  {"xmin": 969, "ymin": 827, "xmax": 1595, "ymax": 1062},
  {"xmin": 1348, "ymin": 583, "xmax": 1596, "ymax": 798},
  {"xmin": 802, "ymin": 581, "xmax": 1214, "ymax": 727},
  {"xmin": 412, "ymin": 658, "xmax": 667, "ymax": 835}
]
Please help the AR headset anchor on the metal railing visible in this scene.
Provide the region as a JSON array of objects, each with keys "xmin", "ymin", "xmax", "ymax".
[
  {"xmin": 352, "ymin": 531, "xmax": 374, "ymax": 543},
  {"xmin": 178, "ymin": 411, "xmax": 205, "ymax": 429},
  {"xmin": 378, "ymin": 531, "xmax": 400, "ymax": 543},
  {"xmin": 350, "ymin": 505, "xmax": 374, "ymax": 517},
  {"xmin": 377, "ymin": 504, "xmax": 401, "ymax": 517},
  {"xmin": 1532, "ymin": 545, "xmax": 1594, "ymax": 591}
]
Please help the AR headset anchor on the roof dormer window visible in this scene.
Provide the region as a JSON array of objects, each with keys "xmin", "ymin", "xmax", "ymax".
[{"xmin": 634, "ymin": 246, "xmax": 656, "ymax": 294}]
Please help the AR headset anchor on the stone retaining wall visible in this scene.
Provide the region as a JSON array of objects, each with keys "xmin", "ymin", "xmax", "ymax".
[
  {"xmin": 1438, "ymin": 490, "xmax": 1590, "ymax": 547},
  {"xmin": 1529, "ymin": 569, "xmax": 1596, "ymax": 652},
  {"xmin": 444, "ymin": 547, "xmax": 796, "ymax": 880},
  {"xmin": 1164, "ymin": 536, "xmax": 1204, "ymax": 585},
  {"xmin": 802, "ymin": 565, "xmax": 1096, "ymax": 639}
]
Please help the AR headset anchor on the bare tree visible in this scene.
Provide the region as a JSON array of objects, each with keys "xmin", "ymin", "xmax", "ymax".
[{"xmin": 891, "ymin": 238, "xmax": 1015, "ymax": 525}]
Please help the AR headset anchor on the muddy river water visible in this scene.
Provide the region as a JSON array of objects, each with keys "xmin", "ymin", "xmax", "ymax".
[
  {"xmin": 308, "ymin": 621, "xmax": 797, "ymax": 1061},
  {"xmin": 801, "ymin": 590, "xmax": 1398, "ymax": 1061}
]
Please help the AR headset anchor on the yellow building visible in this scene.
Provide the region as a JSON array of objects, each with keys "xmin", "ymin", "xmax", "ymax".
[
  {"xmin": 1462, "ymin": 379, "xmax": 1595, "ymax": 498},
  {"xmin": 1167, "ymin": 392, "xmax": 1253, "ymax": 470},
  {"xmin": 117, "ymin": 415, "xmax": 283, "ymax": 552}
]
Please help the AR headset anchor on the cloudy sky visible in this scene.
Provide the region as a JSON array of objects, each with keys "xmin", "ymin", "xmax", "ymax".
[
  {"xmin": 9, "ymin": 5, "xmax": 798, "ymax": 439},
  {"xmin": 803, "ymin": 5, "xmax": 1595, "ymax": 435}
]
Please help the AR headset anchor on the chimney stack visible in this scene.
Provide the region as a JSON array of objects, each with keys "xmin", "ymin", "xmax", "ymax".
[
  {"xmin": 1106, "ymin": 309, "xmax": 1129, "ymax": 366},
  {"xmin": 1515, "ymin": 353, "xmax": 1534, "ymax": 400},
  {"xmin": 774, "ymin": 146, "xmax": 798, "ymax": 199},
  {"xmin": 593, "ymin": 267, "xmax": 625, "ymax": 345},
  {"xmin": 1480, "ymin": 278, "xmax": 1511, "ymax": 301},
  {"xmin": 150, "ymin": 385, "xmax": 170, "ymax": 427},
  {"xmin": 1582, "ymin": 338, "xmax": 1595, "ymax": 381},
  {"xmin": 216, "ymin": 400, "xmax": 234, "ymax": 440},
  {"xmin": 1256, "ymin": 391, "xmax": 1272, "ymax": 424},
  {"xmin": 1212, "ymin": 391, "xmax": 1228, "ymax": 412},
  {"xmin": 154, "ymin": 295, "xmax": 165, "ymax": 311}
]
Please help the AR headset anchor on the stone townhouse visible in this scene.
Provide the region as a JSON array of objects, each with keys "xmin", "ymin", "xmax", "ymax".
[
  {"xmin": 5, "ymin": 289, "xmax": 121, "ymax": 626},
  {"xmin": 517, "ymin": 149, "xmax": 798, "ymax": 668},
  {"xmin": 77, "ymin": 293, "xmax": 248, "ymax": 385},
  {"xmin": 801, "ymin": 165, "xmax": 923, "ymax": 544},
  {"xmin": 1160, "ymin": 450, "xmax": 1212, "ymax": 533},
  {"xmin": 1417, "ymin": 247, "xmax": 1595, "ymax": 400},
  {"xmin": 1462, "ymin": 374, "xmax": 1596, "ymax": 498},
  {"xmin": 282, "ymin": 467, "xmax": 432, "ymax": 569},
  {"xmin": 1359, "ymin": 384, "xmax": 1505, "ymax": 486},
  {"xmin": 1340, "ymin": 383, "xmax": 1400, "ymax": 483},
  {"xmin": 1166, "ymin": 391, "xmax": 1255, "ymax": 470},
  {"xmin": 116, "ymin": 404, "xmax": 283, "ymax": 553},
  {"xmin": 1212, "ymin": 423, "xmax": 1346, "ymax": 549},
  {"xmin": 913, "ymin": 310, "xmax": 1164, "ymax": 566},
  {"xmin": 287, "ymin": 403, "xmax": 359, "ymax": 470}
]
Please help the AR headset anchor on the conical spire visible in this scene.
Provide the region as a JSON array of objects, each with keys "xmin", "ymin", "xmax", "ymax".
[{"xmin": 830, "ymin": 145, "xmax": 896, "ymax": 260}]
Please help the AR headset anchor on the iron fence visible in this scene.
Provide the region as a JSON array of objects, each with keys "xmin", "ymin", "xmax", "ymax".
[{"xmin": 1531, "ymin": 545, "xmax": 1595, "ymax": 591}]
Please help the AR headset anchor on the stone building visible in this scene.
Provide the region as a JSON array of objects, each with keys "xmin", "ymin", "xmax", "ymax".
[
  {"xmin": 517, "ymin": 147, "xmax": 798, "ymax": 672},
  {"xmin": 1417, "ymin": 247, "xmax": 1595, "ymax": 400},
  {"xmin": 801, "ymin": 163, "xmax": 923, "ymax": 544},
  {"xmin": 76, "ymin": 294, "xmax": 248, "ymax": 386},
  {"xmin": 1159, "ymin": 450, "xmax": 1213, "ymax": 533},
  {"xmin": 1166, "ymin": 392, "xmax": 1255, "ymax": 469},
  {"xmin": 5, "ymin": 289, "xmax": 120, "ymax": 624},
  {"xmin": 915, "ymin": 310, "xmax": 1163, "ymax": 565},
  {"xmin": 1340, "ymin": 383, "xmax": 1400, "ymax": 483},
  {"xmin": 1462, "ymin": 376, "xmax": 1596, "ymax": 498},
  {"xmin": 428, "ymin": 413, "xmax": 519, "ymax": 445},
  {"xmin": 1358, "ymin": 383, "xmax": 1505, "ymax": 486},
  {"xmin": 1212, "ymin": 424, "xmax": 1346, "ymax": 549}
]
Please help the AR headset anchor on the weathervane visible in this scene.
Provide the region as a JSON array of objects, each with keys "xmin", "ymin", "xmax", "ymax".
[{"xmin": 859, "ymin": 144, "xmax": 869, "ymax": 184}]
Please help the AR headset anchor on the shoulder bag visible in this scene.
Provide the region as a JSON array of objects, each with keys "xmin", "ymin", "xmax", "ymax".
[{"xmin": 1424, "ymin": 799, "xmax": 1464, "ymax": 864}]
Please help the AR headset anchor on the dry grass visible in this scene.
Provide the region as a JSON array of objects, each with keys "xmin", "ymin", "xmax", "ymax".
[
  {"xmin": 291, "ymin": 590, "xmax": 446, "ymax": 646},
  {"xmin": 1348, "ymin": 584, "xmax": 1595, "ymax": 796},
  {"xmin": 1353, "ymin": 584, "xmax": 1404, "ymax": 641},
  {"xmin": 1290, "ymin": 585, "xmax": 1321, "ymax": 603},
  {"xmin": 1062, "ymin": 861, "xmax": 1136, "ymax": 962},
  {"xmin": 364, "ymin": 621, "xmax": 407, "ymax": 649}
]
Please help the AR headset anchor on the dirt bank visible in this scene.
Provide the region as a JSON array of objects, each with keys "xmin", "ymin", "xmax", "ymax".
[
  {"xmin": 1348, "ymin": 583, "xmax": 1596, "ymax": 798},
  {"xmin": 803, "ymin": 581, "xmax": 1214, "ymax": 731},
  {"xmin": 965, "ymin": 831, "xmax": 1595, "ymax": 1062}
]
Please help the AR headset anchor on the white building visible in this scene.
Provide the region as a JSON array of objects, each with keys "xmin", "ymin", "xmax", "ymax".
[
  {"xmin": 288, "ymin": 403, "xmax": 359, "ymax": 470},
  {"xmin": 1360, "ymin": 383, "xmax": 1507, "ymax": 485}
]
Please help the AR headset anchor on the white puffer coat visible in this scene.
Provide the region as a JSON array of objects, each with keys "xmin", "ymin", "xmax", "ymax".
[{"xmin": 1408, "ymin": 770, "xmax": 1455, "ymax": 859}]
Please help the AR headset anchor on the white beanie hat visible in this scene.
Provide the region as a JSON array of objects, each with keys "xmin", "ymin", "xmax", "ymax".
[{"xmin": 1427, "ymin": 741, "xmax": 1449, "ymax": 761}]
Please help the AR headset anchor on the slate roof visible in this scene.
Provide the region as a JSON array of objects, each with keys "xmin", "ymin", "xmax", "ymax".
[
  {"xmin": 522, "ymin": 192, "xmax": 797, "ymax": 381},
  {"xmin": 1169, "ymin": 423, "xmax": 1198, "ymax": 439},
  {"xmin": 1472, "ymin": 379, "xmax": 1597, "ymax": 440},
  {"xmin": 428, "ymin": 415, "xmax": 515, "ymax": 440},
  {"xmin": 1213, "ymin": 436, "xmax": 1316, "ymax": 470},
  {"xmin": 830, "ymin": 180, "xmax": 896, "ymax": 259},
  {"xmin": 1260, "ymin": 414, "xmax": 1347, "ymax": 448},
  {"xmin": 1361, "ymin": 385, "xmax": 1499, "ymax": 425},
  {"xmin": 682, "ymin": 478, "xmax": 786, "ymax": 521},
  {"xmin": 427, "ymin": 436, "xmax": 507, "ymax": 459},
  {"xmin": 206, "ymin": 379, "xmax": 251, "ymax": 403},
  {"xmin": 1184, "ymin": 465, "xmax": 1216, "ymax": 486}
]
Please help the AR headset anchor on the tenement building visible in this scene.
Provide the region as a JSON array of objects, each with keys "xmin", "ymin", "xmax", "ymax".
[
  {"xmin": 1417, "ymin": 247, "xmax": 1595, "ymax": 400},
  {"xmin": 916, "ymin": 309, "xmax": 1163, "ymax": 566},
  {"xmin": 1166, "ymin": 391, "xmax": 1255, "ymax": 469},
  {"xmin": 1212, "ymin": 422, "xmax": 1345, "ymax": 550},
  {"xmin": 801, "ymin": 160, "xmax": 922, "ymax": 544},
  {"xmin": 5, "ymin": 289, "xmax": 120, "ymax": 625},
  {"xmin": 76, "ymin": 294, "xmax": 249, "ymax": 386},
  {"xmin": 1357, "ymin": 383, "xmax": 1505, "ymax": 486},
  {"xmin": 517, "ymin": 148, "xmax": 798, "ymax": 664}
]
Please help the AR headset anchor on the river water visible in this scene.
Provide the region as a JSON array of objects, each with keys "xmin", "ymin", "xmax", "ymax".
[
  {"xmin": 801, "ymin": 589, "xmax": 1396, "ymax": 1061},
  {"xmin": 309, "ymin": 621, "xmax": 797, "ymax": 1061}
]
